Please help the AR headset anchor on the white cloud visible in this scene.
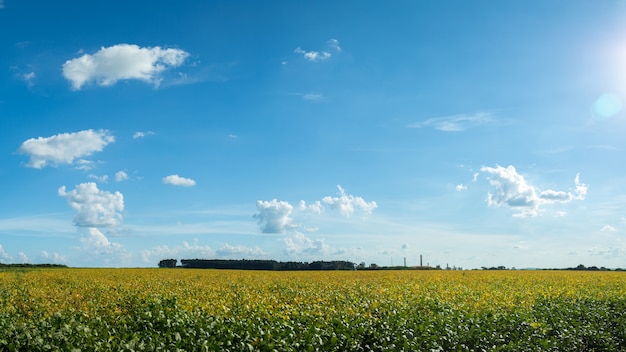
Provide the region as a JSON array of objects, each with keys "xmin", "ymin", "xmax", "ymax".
[
  {"xmin": 322, "ymin": 185, "xmax": 377, "ymax": 217},
  {"xmin": 284, "ymin": 232, "xmax": 329, "ymax": 256},
  {"xmin": 456, "ymin": 184, "xmax": 468, "ymax": 191},
  {"xmin": 62, "ymin": 44, "xmax": 190, "ymax": 90},
  {"xmin": 58, "ymin": 182, "xmax": 124, "ymax": 227},
  {"xmin": 294, "ymin": 39, "xmax": 341, "ymax": 62},
  {"xmin": 17, "ymin": 252, "xmax": 29, "ymax": 263},
  {"xmin": 88, "ymin": 174, "xmax": 109, "ymax": 183},
  {"xmin": 254, "ymin": 199, "xmax": 295, "ymax": 233},
  {"xmin": 602, "ymin": 225, "xmax": 617, "ymax": 232},
  {"xmin": 163, "ymin": 174, "xmax": 196, "ymax": 187},
  {"xmin": 294, "ymin": 47, "xmax": 331, "ymax": 62},
  {"xmin": 303, "ymin": 93, "xmax": 323, "ymax": 101},
  {"xmin": 480, "ymin": 165, "xmax": 588, "ymax": 217},
  {"xmin": 327, "ymin": 38, "xmax": 341, "ymax": 52},
  {"xmin": 114, "ymin": 171, "xmax": 129, "ymax": 182},
  {"xmin": 255, "ymin": 186, "xmax": 376, "ymax": 233},
  {"xmin": 40, "ymin": 251, "xmax": 67, "ymax": 264},
  {"xmin": 80, "ymin": 227, "xmax": 132, "ymax": 266},
  {"xmin": 299, "ymin": 200, "xmax": 323, "ymax": 214},
  {"xmin": 80, "ymin": 228, "xmax": 128, "ymax": 259},
  {"xmin": 22, "ymin": 72, "xmax": 36, "ymax": 87},
  {"xmin": 513, "ymin": 241, "xmax": 529, "ymax": 250},
  {"xmin": 0, "ymin": 245, "xmax": 12, "ymax": 262},
  {"xmin": 133, "ymin": 131, "xmax": 155, "ymax": 139},
  {"xmin": 18, "ymin": 129, "xmax": 114, "ymax": 169},
  {"xmin": 409, "ymin": 112, "xmax": 493, "ymax": 132},
  {"xmin": 140, "ymin": 241, "xmax": 214, "ymax": 264},
  {"xmin": 587, "ymin": 246, "xmax": 624, "ymax": 257},
  {"xmin": 74, "ymin": 159, "xmax": 97, "ymax": 171},
  {"xmin": 216, "ymin": 243, "xmax": 267, "ymax": 257}
]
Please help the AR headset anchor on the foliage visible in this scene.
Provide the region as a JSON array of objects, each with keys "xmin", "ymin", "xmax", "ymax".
[
  {"xmin": 0, "ymin": 269, "xmax": 625, "ymax": 351},
  {"xmin": 178, "ymin": 259, "xmax": 356, "ymax": 270}
]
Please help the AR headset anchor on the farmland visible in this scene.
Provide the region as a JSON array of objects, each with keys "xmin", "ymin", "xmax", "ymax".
[{"xmin": 1, "ymin": 268, "xmax": 625, "ymax": 351}]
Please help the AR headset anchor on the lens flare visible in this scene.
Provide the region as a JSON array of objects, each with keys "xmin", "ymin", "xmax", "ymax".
[{"xmin": 591, "ymin": 93, "xmax": 622, "ymax": 120}]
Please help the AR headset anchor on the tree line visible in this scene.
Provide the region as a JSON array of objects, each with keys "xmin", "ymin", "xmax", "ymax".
[
  {"xmin": 158, "ymin": 259, "xmax": 357, "ymax": 271},
  {"xmin": 0, "ymin": 263, "xmax": 68, "ymax": 269}
]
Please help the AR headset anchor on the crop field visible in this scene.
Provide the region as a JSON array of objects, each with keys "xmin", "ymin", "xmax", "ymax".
[{"xmin": 1, "ymin": 269, "xmax": 625, "ymax": 351}]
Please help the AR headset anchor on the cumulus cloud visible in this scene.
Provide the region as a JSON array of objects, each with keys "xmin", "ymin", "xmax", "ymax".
[
  {"xmin": 456, "ymin": 184, "xmax": 468, "ymax": 191},
  {"xmin": 163, "ymin": 174, "xmax": 196, "ymax": 187},
  {"xmin": 294, "ymin": 39, "xmax": 341, "ymax": 62},
  {"xmin": 481, "ymin": 165, "xmax": 588, "ymax": 217},
  {"xmin": 58, "ymin": 182, "xmax": 124, "ymax": 227},
  {"xmin": 0, "ymin": 244, "xmax": 12, "ymax": 262},
  {"xmin": 216, "ymin": 243, "xmax": 266, "ymax": 257},
  {"xmin": 62, "ymin": 44, "xmax": 190, "ymax": 90},
  {"xmin": 80, "ymin": 227, "xmax": 126, "ymax": 255},
  {"xmin": 254, "ymin": 199, "xmax": 295, "ymax": 233},
  {"xmin": 299, "ymin": 200, "xmax": 323, "ymax": 214},
  {"xmin": 409, "ymin": 112, "xmax": 493, "ymax": 132},
  {"xmin": 40, "ymin": 251, "xmax": 67, "ymax": 264},
  {"xmin": 255, "ymin": 186, "xmax": 376, "ymax": 233},
  {"xmin": 322, "ymin": 185, "xmax": 377, "ymax": 217},
  {"xmin": 284, "ymin": 232, "xmax": 329, "ymax": 256},
  {"xmin": 140, "ymin": 241, "xmax": 214, "ymax": 264},
  {"xmin": 115, "ymin": 171, "xmax": 129, "ymax": 182},
  {"xmin": 18, "ymin": 129, "xmax": 114, "ymax": 169}
]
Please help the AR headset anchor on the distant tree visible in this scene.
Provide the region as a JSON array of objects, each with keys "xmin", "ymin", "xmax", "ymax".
[{"xmin": 158, "ymin": 259, "xmax": 177, "ymax": 268}]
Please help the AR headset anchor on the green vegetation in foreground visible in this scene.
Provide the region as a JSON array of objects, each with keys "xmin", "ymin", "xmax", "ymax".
[{"xmin": 0, "ymin": 268, "xmax": 625, "ymax": 351}]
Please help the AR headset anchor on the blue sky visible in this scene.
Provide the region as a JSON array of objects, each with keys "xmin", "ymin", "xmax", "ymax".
[{"xmin": 2, "ymin": 1, "xmax": 626, "ymax": 268}]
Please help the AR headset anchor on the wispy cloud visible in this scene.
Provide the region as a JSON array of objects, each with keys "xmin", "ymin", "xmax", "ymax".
[
  {"xmin": 409, "ymin": 112, "xmax": 493, "ymax": 132},
  {"xmin": 62, "ymin": 44, "xmax": 190, "ymax": 90},
  {"xmin": 88, "ymin": 174, "xmax": 109, "ymax": 183},
  {"xmin": 22, "ymin": 72, "xmax": 36, "ymax": 87},
  {"xmin": 133, "ymin": 131, "xmax": 155, "ymax": 139},
  {"xmin": 294, "ymin": 39, "xmax": 341, "ymax": 62}
]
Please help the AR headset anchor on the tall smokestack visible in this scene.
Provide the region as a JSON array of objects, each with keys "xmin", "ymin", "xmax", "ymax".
[
  {"xmin": 420, "ymin": 254, "xmax": 423, "ymax": 267},
  {"xmin": 404, "ymin": 257, "xmax": 406, "ymax": 267}
]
